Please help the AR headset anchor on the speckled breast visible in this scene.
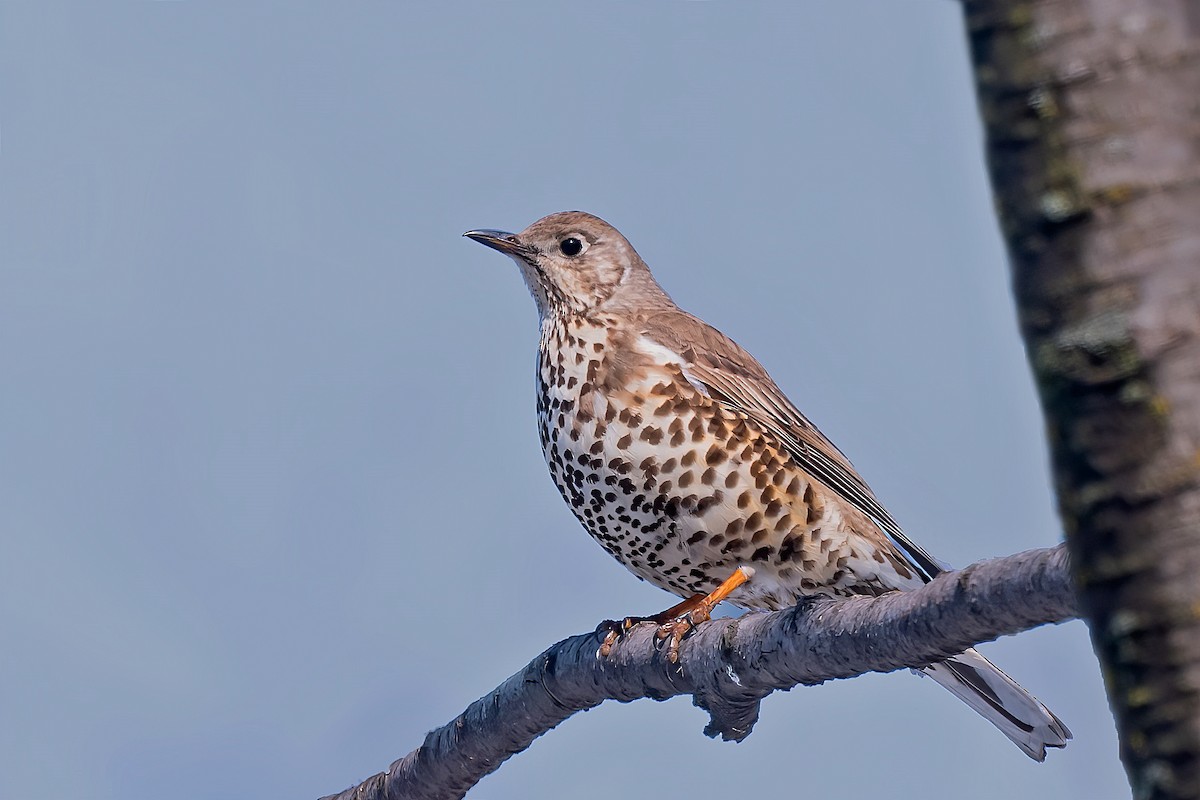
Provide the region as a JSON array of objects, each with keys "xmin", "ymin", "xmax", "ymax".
[{"xmin": 534, "ymin": 314, "xmax": 916, "ymax": 610}]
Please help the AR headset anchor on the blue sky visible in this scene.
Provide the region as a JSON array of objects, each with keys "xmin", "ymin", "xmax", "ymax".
[{"xmin": 0, "ymin": 3, "xmax": 1125, "ymax": 798}]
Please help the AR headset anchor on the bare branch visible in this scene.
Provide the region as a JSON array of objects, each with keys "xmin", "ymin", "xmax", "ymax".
[{"xmin": 319, "ymin": 545, "xmax": 1076, "ymax": 800}]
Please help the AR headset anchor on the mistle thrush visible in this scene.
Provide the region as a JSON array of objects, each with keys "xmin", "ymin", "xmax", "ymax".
[{"xmin": 465, "ymin": 211, "xmax": 1071, "ymax": 760}]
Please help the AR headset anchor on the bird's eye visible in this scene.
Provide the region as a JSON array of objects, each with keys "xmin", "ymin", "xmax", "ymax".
[{"xmin": 559, "ymin": 237, "xmax": 585, "ymax": 257}]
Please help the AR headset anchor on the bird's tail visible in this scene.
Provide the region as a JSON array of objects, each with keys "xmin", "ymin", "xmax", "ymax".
[{"xmin": 919, "ymin": 647, "xmax": 1072, "ymax": 761}]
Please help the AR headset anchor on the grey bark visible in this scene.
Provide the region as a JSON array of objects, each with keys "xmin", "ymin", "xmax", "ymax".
[
  {"xmin": 962, "ymin": 2, "xmax": 1200, "ymax": 798},
  {"xmin": 319, "ymin": 545, "xmax": 1076, "ymax": 800}
]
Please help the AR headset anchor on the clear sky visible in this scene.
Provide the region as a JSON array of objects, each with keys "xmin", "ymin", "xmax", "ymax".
[{"xmin": 0, "ymin": 3, "xmax": 1126, "ymax": 799}]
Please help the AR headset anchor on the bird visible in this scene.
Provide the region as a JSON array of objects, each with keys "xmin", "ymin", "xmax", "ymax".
[{"xmin": 464, "ymin": 210, "xmax": 1071, "ymax": 761}]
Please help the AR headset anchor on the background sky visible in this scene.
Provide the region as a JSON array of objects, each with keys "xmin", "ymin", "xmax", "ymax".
[{"xmin": 0, "ymin": 3, "xmax": 1127, "ymax": 799}]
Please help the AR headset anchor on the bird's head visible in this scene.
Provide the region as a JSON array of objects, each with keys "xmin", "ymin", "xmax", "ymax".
[{"xmin": 465, "ymin": 211, "xmax": 668, "ymax": 319}]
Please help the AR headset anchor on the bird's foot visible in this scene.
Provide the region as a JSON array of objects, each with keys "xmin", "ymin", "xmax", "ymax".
[
  {"xmin": 654, "ymin": 609, "xmax": 708, "ymax": 664},
  {"xmin": 596, "ymin": 616, "xmax": 649, "ymax": 658},
  {"xmin": 596, "ymin": 594, "xmax": 701, "ymax": 657},
  {"xmin": 595, "ymin": 566, "xmax": 754, "ymax": 662}
]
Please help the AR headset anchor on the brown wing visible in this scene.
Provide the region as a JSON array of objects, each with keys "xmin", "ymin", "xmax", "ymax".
[{"xmin": 641, "ymin": 309, "xmax": 945, "ymax": 582}]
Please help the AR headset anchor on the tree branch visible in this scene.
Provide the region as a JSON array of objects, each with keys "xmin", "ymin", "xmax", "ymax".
[{"xmin": 319, "ymin": 545, "xmax": 1077, "ymax": 800}]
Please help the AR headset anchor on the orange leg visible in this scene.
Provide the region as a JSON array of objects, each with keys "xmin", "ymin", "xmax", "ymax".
[{"xmin": 597, "ymin": 566, "xmax": 755, "ymax": 662}]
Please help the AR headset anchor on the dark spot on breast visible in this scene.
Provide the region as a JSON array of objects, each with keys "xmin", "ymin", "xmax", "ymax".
[
  {"xmin": 640, "ymin": 427, "xmax": 663, "ymax": 445},
  {"xmin": 778, "ymin": 535, "xmax": 800, "ymax": 562},
  {"xmin": 804, "ymin": 484, "xmax": 822, "ymax": 524}
]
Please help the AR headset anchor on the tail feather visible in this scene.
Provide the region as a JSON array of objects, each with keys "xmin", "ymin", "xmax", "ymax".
[{"xmin": 919, "ymin": 648, "xmax": 1071, "ymax": 761}]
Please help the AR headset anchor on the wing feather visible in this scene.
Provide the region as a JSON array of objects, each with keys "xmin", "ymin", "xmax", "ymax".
[{"xmin": 642, "ymin": 309, "xmax": 946, "ymax": 582}]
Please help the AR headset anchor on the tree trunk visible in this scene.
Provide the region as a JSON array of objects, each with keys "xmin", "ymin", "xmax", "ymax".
[{"xmin": 962, "ymin": 2, "xmax": 1200, "ymax": 797}]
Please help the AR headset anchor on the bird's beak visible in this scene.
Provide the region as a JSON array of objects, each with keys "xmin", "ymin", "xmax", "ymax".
[{"xmin": 463, "ymin": 229, "xmax": 534, "ymax": 260}]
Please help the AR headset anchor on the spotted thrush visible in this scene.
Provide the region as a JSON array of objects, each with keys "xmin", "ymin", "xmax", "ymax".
[{"xmin": 465, "ymin": 211, "xmax": 1070, "ymax": 760}]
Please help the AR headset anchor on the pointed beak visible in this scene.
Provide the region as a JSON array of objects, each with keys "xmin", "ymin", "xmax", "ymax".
[{"xmin": 463, "ymin": 229, "xmax": 534, "ymax": 260}]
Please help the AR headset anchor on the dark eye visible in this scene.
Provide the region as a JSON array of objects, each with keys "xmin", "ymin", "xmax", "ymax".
[{"xmin": 559, "ymin": 237, "xmax": 584, "ymax": 257}]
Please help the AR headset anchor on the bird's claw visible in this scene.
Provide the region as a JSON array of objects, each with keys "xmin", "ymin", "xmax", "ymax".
[
  {"xmin": 596, "ymin": 609, "xmax": 709, "ymax": 662},
  {"xmin": 594, "ymin": 567, "xmax": 753, "ymax": 662},
  {"xmin": 595, "ymin": 616, "xmax": 641, "ymax": 658},
  {"xmin": 655, "ymin": 606, "xmax": 713, "ymax": 663}
]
